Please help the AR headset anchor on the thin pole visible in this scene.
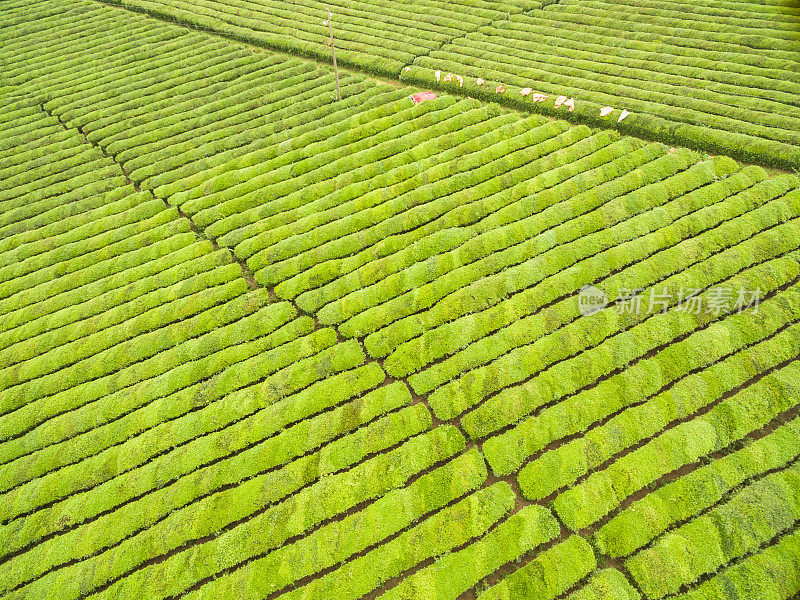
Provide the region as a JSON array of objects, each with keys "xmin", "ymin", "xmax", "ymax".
[{"xmin": 325, "ymin": 5, "xmax": 341, "ymax": 101}]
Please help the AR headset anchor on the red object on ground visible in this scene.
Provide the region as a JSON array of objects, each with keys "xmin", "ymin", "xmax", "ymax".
[{"xmin": 410, "ymin": 91, "xmax": 437, "ymax": 104}]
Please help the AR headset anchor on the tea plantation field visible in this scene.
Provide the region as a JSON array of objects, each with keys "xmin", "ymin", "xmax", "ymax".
[
  {"xmin": 87, "ymin": 0, "xmax": 800, "ymax": 168},
  {"xmin": 1, "ymin": 0, "xmax": 799, "ymax": 599}
]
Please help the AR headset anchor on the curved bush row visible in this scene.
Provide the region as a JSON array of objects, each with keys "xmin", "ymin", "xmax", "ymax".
[
  {"xmin": 207, "ymin": 100, "xmax": 496, "ymax": 247},
  {"xmin": 516, "ymin": 301, "xmax": 800, "ymax": 503},
  {"xmin": 0, "ymin": 247, "xmax": 233, "ymax": 360},
  {"xmin": 482, "ymin": 280, "xmax": 800, "ymax": 476},
  {"xmin": 0, "ymin": 259, "xmax": 241, "ymax": 389},
  {"xmin": 229, "ymin": 107, "xmax": 523, "ymax": 260},
  {"xmin": 128, "ymin": 76, "xmax": 380, "ymax": 189},
  {"xmin": 484, "ymin": 11, "xmax": 800, "ymax": 97},
  {"xmin": 263, "ymin": 123, "xmax": 590, "ymax": 294},
  {"xmin": 299, "ymin": 135, "xmax": 649, "ymax": 318},
  {"xmin": 317, "ymin": 134, "xmax": 647, "ymax": 328},
  {"xmin": 672, "ymin": 530, "xmax": 800, "ymax": 600},
  {"xmin": 154, "ymin": 84, "xmax": 406, "ymax": 201},
  {"xmin": 0, "ymin": 184, "xmax": 145, "ymax": 271},
  {"xmin": 0, "ymin": 157, "xmax": 121, "ymax": 216},
  {"xmin": 0, "ymin": 383, "xmax": 422, "ymax": 593},
  {"xmin": 477, "ymin": 535, "xmax": 596, "ymax": 600},
  {"xmin": 379, "ymin": 504, "xmax": 560, "ymax": 600},
  {"xmin": 368, "ymin": 155, "xmax": 755, "ymax": 365},
  {"xmin": 0, "ymin": 274, "xmax": 247, "ymax": 418},
  {"xmin": 275, "ymin": 123, "xmax": 607, "ymax": 303},
  {"xmin": 0, "ymin": 141, "xmax": 98, "ymax": 190},
  {"xmin": 0, "ymin": 327, "xmax": 348, "ymax": 517},
  {"xmin": 427, "ymin": 39, "xmax": 800, "ymax": 140},
  {"xmin": 542, "ymin": 3, "xmax": 798, "ymax": 54},
  {"xmin": 565, "ymin": 569, "xmax": 641, "ymax": 600},
  {"xmin": 2, "ymin": 4, "xmax": 410, "ymax": 202},
  {"xmin": 548, "ymin": 360, "xmax": 800, "ymax": 531},
  {"xmin": 279, "ymin": 480, "xmax": 514, "ymax": 600},
  {"xmin": 0, "ymin": 260, "xmax": 256, "ymax": 439},
  {"xmin": 97, "ymin": 0, "xmax": 539, "ymax": 78},
  {"xmin": 419, "ymin": 189, "xmax": 800, "ymax": 418},
  {"xmin": 0, "ymin": 208, "xmax": 190, "ymax": 312},
  {"xmin": 450, "ymin": 246, "xmax": 792, "ymax": 434},
  {"xmin": 400, "ymin": 67, "xmax": 799, "ymax": 171},
  {"xmin": 626, "ymin": 463, "xmax": 800, "ymax": 598},
  {"xmin": 0, "ymin": 120, "xmax": 76, "ymax": 166},
  {"xmin": 141, "ymin": 79, "xmax": 396, "ymax": 192},
  {"xmin": 595, "ymin": 415, "xmax": 800, "ymax": 558},
  {"xmin": 0, "ymin": 172, "xmax": 131, "ymax": 239},
  {"xmin": 40, "ymin": 426, "xmax": 464, "ymax": 600},
  {"xmin": 189, "ymin": 94, "xmax": 467, "ymax": 231},
  {"xmin": 184, "ymin": 450, "xmax": 494, "ymax": 600},
  {"xmin": 0, "ymin": 294, "xmax": 293, "ymax": 461},
  {"xmin": 249, "ymin": 119, "xmax": 585, "ymax": 285},
  {"xmin": 0, "ymin": 231, "xmax": 202, "ymax": 339},
  {"xmin": 117, "ymin": 69, "xmax": 384, "ymax": 185},
  {"xmin": 380, "ymin": 152, "xmax": 729, "ymax": 376},
  {"xmin": 0, "ymin": 358, "xmax": 383, "ymax": 559}
]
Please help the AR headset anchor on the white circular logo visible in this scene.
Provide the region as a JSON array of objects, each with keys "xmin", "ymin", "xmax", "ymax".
[{"xmin": 578, "ymin": 285, "xmax": 608, "ymax": 316}]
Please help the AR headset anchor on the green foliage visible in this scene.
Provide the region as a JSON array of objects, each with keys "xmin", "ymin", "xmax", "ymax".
[
  {"xmin": 565, "ymin": 569, "xmax": 641, "ymax": 600},
  {"xmin": 626, "ymin": 464, "xmax": 800, "ymax": 598},
  {"xmin": 379, "ymin": 504, "xmax": 560, "ymax": 600},
  {"xmin": 482, "ymin": 280, "xmax": 800, "ymax": 475},
  {"xmin": 400, "ymin": 0, "xmax": 800, "ymax": 170},
  {"xmin": 0, "ymin": 384, "xmax": 423, "ymax": 593},
  {"xmin": 548, "ymin": 360, "xmax": 800, "ymax": 530},
  {"xmin": 24, "ymin": 426, "xmax": 464, "ymax": 600},
  {"xmin": 672, "ymin": 530, "xmax": 800, "ymax": 600},
  {"xmin": 595, "ymin": 416, "xmax": 800, "ymax": 558},
  {"xmin": 517, "ymin": 309, "xmax": 800, "ymax": 503},
  {"xmin": 477, "ymin": 535, "xmax": 596, "ymax": 600},
  {"xmin": 0, "ymin": 330, "xmax": 355, "ymax": 517},
  {"xmin": 421, "ymin": 198, "xmax": 800, "ymax": 420},
  {"xmin": 183, "ymin": 450, "xmax": 494, "ymax": 600},
  {"xmin": 299, "ymin": 135, "xmax": 650, "ymax": 318},
  {"xmin": 278, "ymin": 481, "xmax": 515, "ymax": 600}
]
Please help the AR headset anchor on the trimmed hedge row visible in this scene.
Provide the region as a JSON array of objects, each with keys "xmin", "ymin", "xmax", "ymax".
[
  {"xmin": 275, "ymin": 123, "xmax": 607, "ymax": 304},
  {"xmin": 255, "ymin": 121, "xmax": 584, "ymax": 291},
  {"xmin": 264, "ymin": 123, "xmax": 592, "ymax": 297},
  {"xmin": 39, "ymin": 426, "xmax": 464, "ymax": 600},
  {"xmin": 279, "ymin": 481, "xmax": 515, "ymax": 600},
  {"xmin": 419, "ymin": 187, "xmax": 800, "ymax": 420},
  {"xmin": 403, "ymin": 67, "xmax": 799, "ymax": 171},
  {"xmin": 183, "ymin": 450, "xmax": 495, "ymax": 600},
  {"xmin": 225, "ymin": 105, "xmax": 522, "ymax": 258},
  {"xmin": 0, "ymin": 360, "xmax": 386, "ymax": 558},
  {"xmin": 0, "ymin": 329, "xmax": 351, "ymax": 519},
  {"xmin": 672, "ymin": 530, "xmax": 800, "ymax": 600},
  {"xmin": 595, "ymin": 415, "xmax": 800, "ymax": 558},
  {"xmin": 380, "ymin": 151, "xmax": 728, "ymax": 376},
  {"xmin": 379, "ymin": 504, "xmax": 560, "ymax": 600},
  {"xmin": 320, "ymin": 135, "xmax": 650, "ymax": 331},
  {"xmin": 401, "ymin": 6, "xmax": 800, "ymax": 174},
  {"xmin": 477, "ymin": 535, "xmax": 596, "ymax": 600},
  {"xmin": 565, "ymin": 569, "xmax": 641, "ymax": 600},
  {"xmin": 302, "ymin": 135, "xmax": 651, "ymax": 321},
  {"xmin": 549, "ymin": 359, "xmax": 800, "ymax": 531},
  {"xmin": 517, "ymin": 295, "xmax": 800, "ymax": 502},
  {"xmin": 483, "ymin": 280, "xmax": 800, "ymax": 475},
  {"xmin": 96, "ymin": 0, "xmax": 539, "ymax": 78},
  {"xmin": 361, "ymin": 144, "xmax": 704, "ymax": 357},
  {"xmin": 626, "ymin": 463, "xmax": 800, "ymax": 598},
  {"xmin": 1, "ymin": 384, "xmax": 423, "ymax": 592}
]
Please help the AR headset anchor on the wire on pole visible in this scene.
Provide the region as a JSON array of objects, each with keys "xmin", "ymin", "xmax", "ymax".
[{"xmin": 325, "ymin": 5, "xmax": 341, "ymax": 101}]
